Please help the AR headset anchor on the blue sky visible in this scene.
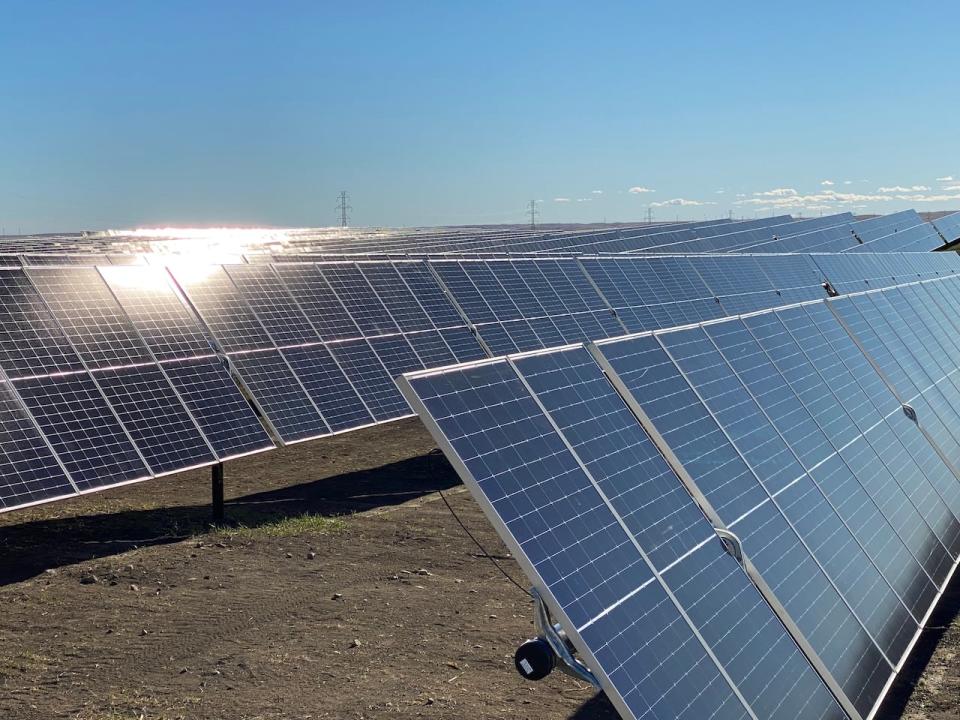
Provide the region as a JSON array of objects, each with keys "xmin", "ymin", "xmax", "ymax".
[{"xmin": 1, "ymin": 1, "xmax": 958, "ymax": 232}]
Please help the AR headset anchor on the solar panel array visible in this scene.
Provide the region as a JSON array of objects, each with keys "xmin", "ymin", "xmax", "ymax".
[
  {"xmin": 0, "ymin": 209, "xmax": 952, "ymax": 260},
  {"xmin": 0, "ymin": 244, "xmax": 959, "ymax": 512},
  {"xmin": 400, "ymin": 273, "xmax": 960, "ymax": 720}
]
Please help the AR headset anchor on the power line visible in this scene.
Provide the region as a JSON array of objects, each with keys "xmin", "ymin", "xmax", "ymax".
[
  {"xmin": 526, "ymin": 199, "xmax": 539, "ymax": 229},
  {"xmin": 336, "ymin": 191, "xmax": 352, "ymax": 228}
]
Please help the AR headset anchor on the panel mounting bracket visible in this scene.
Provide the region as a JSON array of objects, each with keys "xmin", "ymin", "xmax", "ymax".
[
  {"xmin": 513, "ymin": 589, "xmax": 601, "ymax": 689},
  {"xmin": 902, "ymin": 403, "xmax": 918, "ymax": 423},
  {"xmin": 715, "ymin": 528, "xmax": 744, "ymax": 566}
]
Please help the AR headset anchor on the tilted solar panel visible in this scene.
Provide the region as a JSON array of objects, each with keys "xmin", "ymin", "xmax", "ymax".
[
  {"xmin": 0, "ymin": 377, "xmax": 75, "ymax": 508},
  {"xmin": 400, "ymin": 352, "xmax": 851, "ymax": 720}
]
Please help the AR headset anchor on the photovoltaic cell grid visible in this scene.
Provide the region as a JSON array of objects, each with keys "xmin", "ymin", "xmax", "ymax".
[{"xmin": 402, "ymin": 274, "xmax": 960, "ymax": 720}]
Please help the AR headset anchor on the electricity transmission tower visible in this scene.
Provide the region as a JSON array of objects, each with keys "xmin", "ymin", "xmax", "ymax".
[
  {"xmin": 645, "ymin": 207, "xmax": 654, "ymax": 224},
  {"xmin": 526, "ymin": 200, "xmax": 539, "ymax": 229},
  {"xmin": 336, "ymin": 191, "xmax": 352, "ymax": 227}
]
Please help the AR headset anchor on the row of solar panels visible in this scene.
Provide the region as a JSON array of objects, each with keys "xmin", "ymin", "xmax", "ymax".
[
  {"xmin": 2, "ymin": 209, "xmax": 956, "ymax": 261},
  {"xmin": 1, "ymin": 251, "xmax": 958, "ymax": 512},
  {"xmin": 401, "ymin": 273, "xmax": 960, "ymax": 720}
]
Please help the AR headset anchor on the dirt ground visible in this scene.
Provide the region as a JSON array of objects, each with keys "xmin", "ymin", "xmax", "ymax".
[{"xmin": 0, "ymin": 418, "xmax": 956, "ymax": 720}]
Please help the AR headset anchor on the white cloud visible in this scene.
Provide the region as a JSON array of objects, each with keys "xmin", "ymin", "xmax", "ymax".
[
  {"xmin": 943, "ymin": 184, "xmax": 960, "ymax": 191},
  {"xmin": 844, "ymin": 180, "xmax": 853, "ymax": 185},
  {"xmin": 821, "ymin": 180, "xmax": 835, "ymax": 186},
  {"xmin": 576, "ymin": 198, "xmax": 592, "ymax": 202},
  {"xmin": 736, "ymin": 193, "xmax": 747, "ymax": 198},
  {"xmin": 753, "ymin": 188, "xmax": 799, "ymax": 197},
  {"xmin": 715, "ymin": 189, "xmax": 726, "ymax": 194},
  {"xmin": 878, "ymin": 185, "xmax": 931, "ymax": 193},
  {"xmin": 591, "ymin": 189, "xmax": 603, "ymax": 195},
  {"xmin": 553, "ymin": 197, "xmax": 571, "ymax": 203},
  {"xmin": 894, "ymin": 192, "xmax": 960, "ymax": 203},
  {"xmin": 937, "ymin": 176, "xmax": 954, "ymax": 182},
  {"xmin": 628, "ymin": 186, "xmax": 655, "ymax": 194},
  {"xmin": 650, "ymin": 198, "xmax": 716, "ymax": 207},
  {"xmin": 735, "ymin": 189, "xmax": 895, "ymax": 209}
]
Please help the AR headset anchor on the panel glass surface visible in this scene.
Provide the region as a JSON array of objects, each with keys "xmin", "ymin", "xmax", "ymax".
[
  {"xmin": 282, "ymin": 344, "xmax": 374, "ymax": 432},
  {"xmin": 229, "ymin": 350, "xmax": 329, "ymax": 441},
  {"xmin": 13, "ymin": 372, "xmax": 150, "ymax": 490},
  {"xmin": 95, "ymin": 364, "xmax": 215, "ymax": 474},
  {"xmin": 327, "ymin": 339, "xmax": 411, "ymax": 421},
  {"xmin": 163, "ymin": 357, "xmax": 273, "ymax": 458},
  {"xmin": 273, "ymin": 264, "xmax": 363, "ymax": 341},
  {"xmin": 100, "ymin": 266, "xmax": 213, "ymax": 361},
  {"xmin": 0, "ymin": 379, "xmax": 75, "ymax": 508}
]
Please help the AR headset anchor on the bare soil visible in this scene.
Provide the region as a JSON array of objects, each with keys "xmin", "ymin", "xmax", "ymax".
[{"xmin": 0, "ymin": 419, "xmax": 956, "ymax": 720}]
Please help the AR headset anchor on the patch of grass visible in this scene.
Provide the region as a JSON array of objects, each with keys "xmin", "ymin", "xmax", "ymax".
[
  {"xmin": 0, "ymin": 650, "xmax": 51, "ymax": 674},
  {"xmin": 218, "ymin": 513, "xmax": 347, "ymax": 539}
]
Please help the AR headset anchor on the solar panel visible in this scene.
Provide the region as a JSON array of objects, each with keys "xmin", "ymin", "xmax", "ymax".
[
  {"xmin": 319, "ymin": 263, "xmax": 400, "ymax": 336},
  {"xmin": 272, "ymin": 264, "xmax": 363, "ymax": 341},
  {"xmin": 439, "ymin": 326, "xmax": 488, "ymax": 362},
  {"xmin": 162, "ymin": 357, "xmax": 274, "ymax": 459},
  {"xmin": 224, "ymin": 264, "xmax": 320, "ymax": 346},
  {"xmin": 592, "ymin": 332, "xmax": 891, "ymax": 716},
  {"xmin": 25, "ymin": 267, "xmax": 154, "ymax": 369},
  {"xmin": 94, "ymin": 364, "xmax": 215, "ymax": 474},
  {"xmin": 430, "ymin": 261, "xmax": 498, "ymax": 324},
  {"xmin": 392, "ymin": 261, "xmax": 465, "ymax": 330},
  {"xmin": 358, "ymin": 263, "xmax": 434, "ymax": 332},
  {"xmin": 281, "ymin": 344, "xmax": 374, "ymax": 432},
  {"xmin": 460, "ymin": 262, "xmax": 523, "ymax": 321},
  {"xmin": 399, "ymin": 360, "xmax": 755, "ymax": 720},
  {"xmin": 0, "ymin": 269, "xmax": 87, "ymax": 378},
  {"xmin": 326, "ymin": 339, "xmax": 411, "ymax": 421},
  {"xmin": 170, "ymin": 265, "xmax": 273, "ymax": 352},
  {"xmin": 404, "ymin": 330, "xmax": 457, "ymax": 368},
  {"xmin": 229, "ymin": 349, "xmax": 330, "ymax": 442},
  {"xmin": 511, "ymin": 347, "xmax": 849, "ymax": 720},
  {"xmin": 13, "ymin": 372, "xmax": 150, "ymax": 490},
  {"xmin": 400, "ymin": 353, "xmax": 850, "ymax": 720},
  {"xmin": 0, "ymin": 377, "xmax": 75, "ymax": 508},
  {"xmin": 368, "ymin": 334, "xmax": 425, "ymax": 379},
  {"xmin": 99, "ymin": 266, "xmax": 213, "ymax": 361}
]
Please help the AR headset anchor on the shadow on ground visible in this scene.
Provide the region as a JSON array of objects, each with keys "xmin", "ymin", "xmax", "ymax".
[
  {"xmin": 0, "ymin": 450, "xmax": 459, "ymax": 586},
  {"xmin": 570, "ymin": 692, "xmax": 619, "ymax": 719}
]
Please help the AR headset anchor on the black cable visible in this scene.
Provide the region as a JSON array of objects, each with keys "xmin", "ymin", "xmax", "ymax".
[{"xmin": 438, "ymin": 488, "xmax": 531, "ymax": 599}]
